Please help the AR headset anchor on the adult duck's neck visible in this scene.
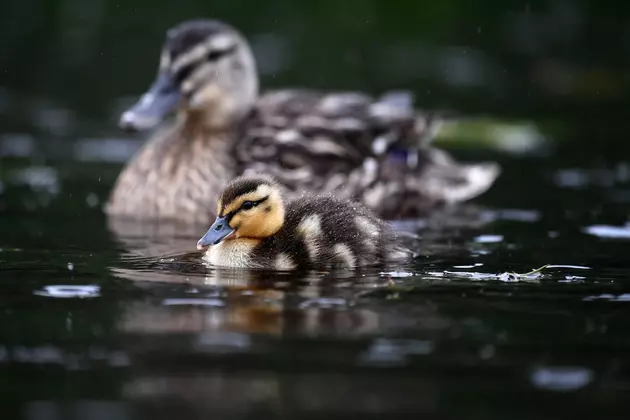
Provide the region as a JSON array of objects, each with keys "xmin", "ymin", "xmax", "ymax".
[{"xmin": 176, "ymin": 110, "xmax": 241, "ymax": 201}]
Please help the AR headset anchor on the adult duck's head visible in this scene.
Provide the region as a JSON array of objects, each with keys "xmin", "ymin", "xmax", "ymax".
[{"xmin": 119, "ymin": 19, "xmax": 258, "ymax": 132}]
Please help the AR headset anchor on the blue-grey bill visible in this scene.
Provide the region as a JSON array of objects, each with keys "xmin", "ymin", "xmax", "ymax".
[
  {"xmin": 118, "ymin": 73, "xmax": 181, "ymax": 132},
  {"xmin": 197, "ymin": 216, "xmax": 235, "ymax": 250}
]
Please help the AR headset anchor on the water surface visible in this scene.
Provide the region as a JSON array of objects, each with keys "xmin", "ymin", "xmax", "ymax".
[{"xmin": 2, "ymin": 145, "xmax": 630, "ymax": 419}]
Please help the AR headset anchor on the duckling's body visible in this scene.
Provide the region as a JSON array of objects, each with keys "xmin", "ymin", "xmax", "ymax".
[
  {"xmin": 197, "ymin": 176, "xmax": 409, "ymax": 270},
  {"xmin": 107, "ymin": 19, "xmax": 500, "ymax": 224}
]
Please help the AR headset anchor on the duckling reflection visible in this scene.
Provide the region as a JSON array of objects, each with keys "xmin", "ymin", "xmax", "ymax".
[
  {"xmin": 197, "ymin": 175, "xmax": 415, "ymax": 269},
  {"xmin": 117, "ymin": 268, "xmax": 402, "ymax": 337}
]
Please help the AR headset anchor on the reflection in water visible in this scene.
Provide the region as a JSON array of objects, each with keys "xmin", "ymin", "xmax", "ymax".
[
  {"xmin": 117, "ymin": 272, "xmax": 397, "ymax": 337},
  {"xmin": 106, "ymin": 217, "xmax": 203, "ymax": 258},
  {"xmin": 9, "ymin": 166, "xmax": 60, "ymax": 197},
  {"xmin": 33, "ymin": 285, "xmax": 100, "ymax": 298},
  {"xmin": 359, "ymin": 338, "xmax": 435, "ymax": 367},
  {"xmin": 123, "ymin": 372, "xmax": 440, "ymax": 417},
  {"xmin": 531, "ymin": 366, "xmax": 593, "ymax": 392},
  {"xmin": 24, "ymin": 401, "xmax": 131, "ymax": 420},
  {"xmin": 0, "ymin": 134, "xmax": 36, "ymax": 157},
  {"xmin": 584, "ymin": 223, "xmax": 630, "ymax": 239}
]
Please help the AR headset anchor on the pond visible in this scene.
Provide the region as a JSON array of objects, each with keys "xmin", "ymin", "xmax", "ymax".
[
  {"xmin": 3, "ymin": 132, "xmax": 630, "ymax": 419},
  {"xmin": 2, "ymin": 2, "xmax": 630, "ymax": 419}
]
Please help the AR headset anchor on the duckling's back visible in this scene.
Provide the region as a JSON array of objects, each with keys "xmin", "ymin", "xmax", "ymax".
[{"xmin": 257, "ymin": 195, "xmax": 407, "ymax": 269}]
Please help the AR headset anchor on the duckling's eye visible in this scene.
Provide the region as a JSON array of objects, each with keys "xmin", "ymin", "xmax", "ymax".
[{"xmin": 241, "ymin": 201, "xmax": 254, "ymax": 211}]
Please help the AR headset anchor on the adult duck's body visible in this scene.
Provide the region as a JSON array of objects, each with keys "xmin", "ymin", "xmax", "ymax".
[{"xmin": 106, "ymin": 19, "xmax": 500, "ymax": 225}]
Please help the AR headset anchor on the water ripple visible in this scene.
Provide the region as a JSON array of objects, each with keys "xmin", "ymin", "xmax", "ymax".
[
  {"xmin": 584, "ymin": 223, "xmax": 630, "ymax": 239},
  {"xmin": 298, "ymin": 298, "xmax": 349, "ymax": 309},
  {"xmin": 531, "ymin": 366, "xmax": 593, "ymax": 391},
  {"xmin": 34, "ymin": 285, "xmax": 100, "ymax": 298},
  {"xmin": 162, "ymin": 298, "xmax": 225, "ymax": 307}
]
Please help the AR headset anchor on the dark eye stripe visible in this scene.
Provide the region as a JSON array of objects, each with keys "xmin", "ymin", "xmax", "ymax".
[
  {"xmin": 239, "ymin": 196, "xmax": 268, "ymax": 211},
  {"xmin": 173, "ymin": 45, "xmax": 237, "ymax": 84},
  {"xmin": 175, "ymin": 63, "xmax": 195, "ymax": 83},
  {"xmin": 207, "ymin": 45, "xmax": 237, "ymax": 61},
  {"xmin": 223, "ymin": 196, "xmax": 269, "ymax": 221}
]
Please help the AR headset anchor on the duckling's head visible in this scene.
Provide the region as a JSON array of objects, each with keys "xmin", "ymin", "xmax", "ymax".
[
  {"xmin": 120, "ymin": 19, "xmax": 258, "ymax": 132},
  {"xmin": 197, "ymin": 176, "xmax": 285, "ymax": 250}
]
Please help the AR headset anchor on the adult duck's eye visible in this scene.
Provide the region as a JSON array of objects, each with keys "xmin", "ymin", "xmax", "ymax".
[
  {"xmin": 207, "ymin": 45, "xmax": 236, "ymax": 61},
  {"xmin": 207, "ymin": 50, "xmax": 225, "ymax": 61},
  {"xmin": 175, "ymin": 63, "xmax": 195, "ymax": 84},
  {"xmin": 241, "ymin": 201, "xmax": 254, "ymax": 210}
]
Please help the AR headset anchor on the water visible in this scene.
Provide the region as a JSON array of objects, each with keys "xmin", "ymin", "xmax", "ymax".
[
  {"xmin": 2, "ymin": 144, "xmax": 630, "ymax": 419},
  {"xmin": 3, "ymin": 1, "xmax": 630, "ymax": 418}
]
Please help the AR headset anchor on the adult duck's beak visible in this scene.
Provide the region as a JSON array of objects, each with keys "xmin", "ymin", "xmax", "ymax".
[
  {"xmin": 197, "ymin": 216, "xmax": 235, "ymax": 250},
  {"xmin": 119, "ymin": 72, "xmax": 181, "ymax": 132}
]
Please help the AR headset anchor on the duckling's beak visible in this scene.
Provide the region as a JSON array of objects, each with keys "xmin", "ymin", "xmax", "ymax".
[
  {"xmin": 197, "ymin": 216, "xmax": 235, "ymax": 250},
  {"xmin": 119, "ymin": 73, "xmax": 181, "ymax": 132}
]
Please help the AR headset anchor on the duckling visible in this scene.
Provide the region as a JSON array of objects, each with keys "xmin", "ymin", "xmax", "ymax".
[
  {"xmin": 196, "ymin": 176, "xmax": 412, "ymax": 270},
  {"xmin": 106, "ymin": 18, "xmax": 500, "ymax": 224}
]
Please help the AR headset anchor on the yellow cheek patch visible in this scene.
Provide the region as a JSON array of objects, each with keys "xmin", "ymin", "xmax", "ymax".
[
  {"xmin": 234, "ymin": 208, "xmax": 267, "ymax": 238},
  {"xmin": 230, "ymin": 213, "xmax": 243, "ymax": 230}
]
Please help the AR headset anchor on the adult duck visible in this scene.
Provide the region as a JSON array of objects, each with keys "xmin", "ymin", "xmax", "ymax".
[{"xmin": 106, "ymin": 19, "xmax": 500, "ymax": 224}]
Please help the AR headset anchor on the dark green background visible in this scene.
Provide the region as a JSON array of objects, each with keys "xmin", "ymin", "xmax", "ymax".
[{"xmin": 1, "ymin": 1, "xmax": 627, "ymax": 139}]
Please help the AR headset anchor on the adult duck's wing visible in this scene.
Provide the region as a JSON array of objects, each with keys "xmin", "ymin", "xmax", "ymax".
[
  {"xmin": 356, "ymin": 147, "xmax": 501, "ymax": 219},
  {"xmin": 236, "ymin": 89, "xmax": 440, "ymax": 196}
]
